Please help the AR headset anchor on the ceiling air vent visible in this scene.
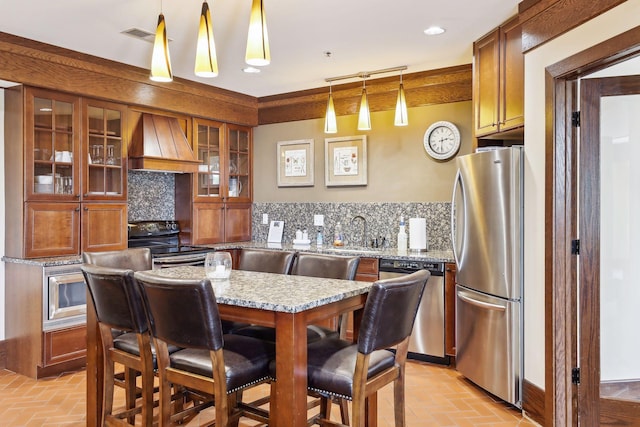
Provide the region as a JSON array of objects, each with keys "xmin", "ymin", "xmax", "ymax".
[{"xmin": 121, "ymin": 28, "xmax": 172, "ymax": 43}]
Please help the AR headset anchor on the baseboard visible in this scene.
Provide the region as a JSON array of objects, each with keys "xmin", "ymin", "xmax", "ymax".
[
  {"xmin": 0, "ymin": 339, "xmax": 6, "ymax": 370},
  {"xmin": 523, "ymin": 379, "xmax": 545, "ymax": 426}
]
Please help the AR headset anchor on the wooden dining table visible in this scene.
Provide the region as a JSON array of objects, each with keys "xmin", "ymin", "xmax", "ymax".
[{"xmin": 85, "ymin": 266, "xmax": 374, "ymax": 427}]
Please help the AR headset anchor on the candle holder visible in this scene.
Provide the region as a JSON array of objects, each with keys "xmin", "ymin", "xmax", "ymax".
[{"xmin": 205, "ymin": 251, "xmax": 232, "ymax": 281}]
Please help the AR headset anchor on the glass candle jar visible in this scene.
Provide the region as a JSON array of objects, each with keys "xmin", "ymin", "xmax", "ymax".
[{"xmin": 205, "ymin": 251, "xmax": 232, "ymax": 281}]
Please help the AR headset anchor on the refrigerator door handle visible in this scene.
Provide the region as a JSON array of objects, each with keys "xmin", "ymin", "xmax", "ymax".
[
  {"xmin": 451, "ymin": 169, "xmax": 463, "ymax": 267},
  {"xmin": 458, "ymin": 292, "xmax": 506, "ymax": 312}
]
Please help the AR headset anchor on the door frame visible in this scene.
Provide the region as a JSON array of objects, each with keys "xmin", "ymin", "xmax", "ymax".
[{"xmin": 545, "ymin": 25, "xmax": 640, "ymax": 426}]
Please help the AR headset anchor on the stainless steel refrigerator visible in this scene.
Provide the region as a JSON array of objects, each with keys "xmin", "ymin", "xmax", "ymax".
[{"xmin": 451, "ymin": 146, "xmax": 523, "ymax": 408}]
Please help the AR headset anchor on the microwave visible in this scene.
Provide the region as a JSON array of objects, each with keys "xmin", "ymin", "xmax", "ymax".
[{"xmin": 42, "ymin": 265, "xmax": 86, "ymax": 331}]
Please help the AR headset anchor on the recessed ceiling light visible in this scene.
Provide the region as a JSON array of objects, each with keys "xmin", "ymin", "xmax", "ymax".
[
  {"xmin": 424, "ymin": 26, "xmax": 445, "ymax": 35},
  {"xmin": 243, "ymin": 67, "xmax": 261, "ymax": 74}
]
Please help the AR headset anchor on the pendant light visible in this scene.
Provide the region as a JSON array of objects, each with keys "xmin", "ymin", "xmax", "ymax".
[
  {"xmin": 324, "ymin": 82, "xmax": 338, "ymax": 134},
  {"xmin": 394, "ymin": 71, "xmax": 408, "ymax": 126},
  {"xmin": 357, "ymin": 78, "xmax": 371, "ymax": 131},
  {"xmin": 194, "ymin": 1, "xmax": 218, "ymax": 78},
  {"xmin": 245, "ymin": 0, "xmax": 270, "ymax": 66},
  {"xmin": 150, "ymin": 10, "xmax": 173, "ymax": 82}
]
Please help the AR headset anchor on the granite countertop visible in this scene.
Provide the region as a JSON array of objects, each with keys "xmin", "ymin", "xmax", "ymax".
[
  {"xmin": 2, "ymin": 242, "xmax": 454, "ymax": 267},
  {"xmin": 203, "ymin": 242, "xmax": 455, "ymax": 263},
  {"xmin": 137, "ymin": 266, "xmax": 372, "ymax": 313}
]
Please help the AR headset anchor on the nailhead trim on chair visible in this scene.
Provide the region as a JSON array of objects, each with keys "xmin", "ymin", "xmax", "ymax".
[
  {"xmin": 227, "ymin": 376, "xmax": 271, "ymax": 394},
  {"xmin": 308, "ymin": 387, "xmax": 353, "ymax": 401}
]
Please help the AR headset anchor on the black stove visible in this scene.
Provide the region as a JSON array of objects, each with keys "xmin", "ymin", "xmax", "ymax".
[{"xmin": 128, "ymin": 220, "xmax": 214, "ymax": 267}]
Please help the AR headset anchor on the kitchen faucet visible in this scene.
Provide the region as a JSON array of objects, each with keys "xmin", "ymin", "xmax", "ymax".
[{"xmin": 350, "ymin": 215, "xmax": 367, "ymax": 247}]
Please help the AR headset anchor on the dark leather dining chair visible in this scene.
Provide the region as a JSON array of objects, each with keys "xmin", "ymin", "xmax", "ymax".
[
  {"xmin": 81, "ymin": 264, "xmax": 156, "ymax": 426},
  {"xmin": 82, "ymin": 247, "xmax": 152, "ymax": 272},
  {"xmin": 305, "ymin": 269, "xmax": 429, "ymax": 427},
  {"xmin": 236, "ymin": 252, "xmax": 359, "ymax": 343},
  {"xmin": 82, "ymin": 248, "xmax": 156, "ymax": 425},
  {"xmin": 231, "ymin": 248, "xmax": 297, "ymax": 337},
  {"xmin": 237, "ymin": 248, "xmax": 296, "ymax": 274},
  {"xmin": 133, "ymin": 271, "xmax": 275, "ymax": 427},
  {"xmin": 291, "ymin": 252, "xmax": 360, "ymax": 339}
]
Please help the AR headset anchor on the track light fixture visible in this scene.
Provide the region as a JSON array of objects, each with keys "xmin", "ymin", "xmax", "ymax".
[
  {"xmin": 324, "ymin": 82, "xmax": 337, "ymax": 134},
  {"xmin": 395, "ymin": 71, "xmax": 408, "ymax": 126},
  {"xmin": 324, "ymin": 65, "xmax": 407, "ymax": 132},
  {"xmin": 357, "ymin": 78, "xmax": 371, "ymax": 131}
]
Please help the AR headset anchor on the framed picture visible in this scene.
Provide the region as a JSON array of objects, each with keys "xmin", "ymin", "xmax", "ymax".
[
  {"xmin": 324, "ymin": 135, "xmax": 368, "ymax": 186},
  {"xmin": 277, "ymin": 139, "xmax": 314, "ymax": 187}
]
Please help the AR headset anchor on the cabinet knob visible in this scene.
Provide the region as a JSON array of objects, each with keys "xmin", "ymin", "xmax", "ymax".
[
  {"xmin": 75, "ymin": 207, "xmax": 81, "ymax": 212},
  {"xmin": 83, "ymin": 207, "xmax": 88, "ymax": 211}
]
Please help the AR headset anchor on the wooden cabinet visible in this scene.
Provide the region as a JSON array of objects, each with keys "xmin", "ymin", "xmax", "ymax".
[
  {"xmin": 176, "ymin": 119, "xmax": 252, "ymax": 244},
  {"xmin": 82, "ymin": 99, "xmax": 127, "ymax": 201},
  {"xmin": 5, "ymin": 86, "xmax": 128, "ymax": 258},
  {"xmin": 354, "ymin": 257, "xmax": 379, "ymax": 282},
  {"xmin": 6, "ymin": 262, "xmax": 86, "ymax": 379},
  {"xmin": 473, "ymin": 16, "xmax": 524, "ymax": 138},
  {"xmin": 445, "ymin": 263, "xmax": 457, "ymax": 357}
]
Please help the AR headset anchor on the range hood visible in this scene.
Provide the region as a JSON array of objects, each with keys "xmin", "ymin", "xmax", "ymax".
[{"xmin": 128, "ymin": 113, "xmax": 201, "ymax": 173}]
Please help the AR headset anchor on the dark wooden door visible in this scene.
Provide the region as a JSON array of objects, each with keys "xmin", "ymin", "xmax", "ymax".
[{"xmin": 579, "ymin": 75, "xmax": 640, "ymax": 426}]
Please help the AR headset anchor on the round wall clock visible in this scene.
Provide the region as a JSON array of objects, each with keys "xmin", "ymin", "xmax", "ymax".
[{"xmin": 423, "ymin": 121, "xmax": 461, "ymax": 161}]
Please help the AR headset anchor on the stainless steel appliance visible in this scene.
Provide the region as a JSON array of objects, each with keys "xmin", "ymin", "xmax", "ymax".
[
  {"xmin": 451, "ymin": 146, "xmax": 524, "ymax": 408},
  {"xmin": 379, "ymin": 259, "xmax": 447, "ymax": 363},
  {"xmin": 42, "ymin": 265, "xmax": 86, "ymax": 331},
  {"xmin": 127, "ymin": 220, "xmax": 214, "ymax": 268}
]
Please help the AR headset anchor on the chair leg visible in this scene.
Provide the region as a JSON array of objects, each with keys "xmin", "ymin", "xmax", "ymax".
[
  {"xmin": 337, "ymin": 398, "xmax": 350, "ymax": 425},
  {"xmin": 124, "ymin": 367, "xmax": 137, "ymax": 425},
  {"xmin": 393, "ymin": 375, "xmax": 405, "ymax": 427},
  {"xmin": 102, "ymin": 358, "xmax": 116, "ymax": 425}
]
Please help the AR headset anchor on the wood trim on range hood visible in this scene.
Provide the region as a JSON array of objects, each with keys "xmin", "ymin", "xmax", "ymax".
[{"xmin": 128, "ymin": 113, "xmax": 201, "ymax": 173}]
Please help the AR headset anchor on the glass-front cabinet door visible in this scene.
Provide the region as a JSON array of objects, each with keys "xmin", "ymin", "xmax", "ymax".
[
  {"xmin": 83, "ymin": 100, "xmax": 126, "ymax": 200},
  {"xmin": 194, "ymin": 118, "xmax": 224, "ymax": 200},
  {"xmin": 26, "ymin": 88, "xmax": 80, "ymax": 200},
  {"xmin": 226, "ymin": 124, "xmax": 251, "ymax": 201}
]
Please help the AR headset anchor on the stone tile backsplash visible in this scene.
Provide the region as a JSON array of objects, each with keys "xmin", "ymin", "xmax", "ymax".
[
  {"xmin": 252, "ymin": 202, "xmax": 452, "ymax": 251},
  {"xmin": 128, "ymin": 171, "xmax": 175, "ymax": 221},
  {"xmin": 127, "ymin": 173, "xmax": 452, "ymax": 251}
]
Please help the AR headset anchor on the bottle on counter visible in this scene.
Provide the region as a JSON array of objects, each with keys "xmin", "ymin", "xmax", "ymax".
[
  {"xmin": 397, "ymin": 216, "xmax": 408, "ymax": 252},
  {"xmin": 316, "ymin": 227, "xmax": 323, "ymax": 247},
  {"xmin": 333, "ymin": 222, "xmax": 344, "ymax": 247}
]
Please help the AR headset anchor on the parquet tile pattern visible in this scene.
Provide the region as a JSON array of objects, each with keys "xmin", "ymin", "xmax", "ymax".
[{"xmin": 0, "ymin": 360, "xmax": 540, "ymax": 426}]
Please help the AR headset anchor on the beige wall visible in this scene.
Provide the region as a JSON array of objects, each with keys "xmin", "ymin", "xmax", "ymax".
[
  {"xmin": 523, "ymin": 0, "xmax": 640, "ymax": 390},
  {"xmin": 253, "ymin": 101, "xmax": 473, "ymax": 203}
]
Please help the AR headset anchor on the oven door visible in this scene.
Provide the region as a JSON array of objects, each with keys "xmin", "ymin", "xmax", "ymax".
[{"xmin": 43, "ymin": 269, "xmax": 87, "ymax": 331}]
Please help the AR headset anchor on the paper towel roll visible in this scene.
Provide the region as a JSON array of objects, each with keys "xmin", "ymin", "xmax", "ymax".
[{"xmin": 409, "ymin": 218, "xmax": 428, "ymax": 251}]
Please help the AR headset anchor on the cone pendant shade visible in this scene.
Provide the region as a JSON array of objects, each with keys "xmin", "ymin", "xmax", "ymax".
[
  {"xmin": 150, "ymin": 13, "xmax": 173, "ymax": 82},
  {"xmin": 245, "ymin": 0, "xmax": 270, "ymax": 66},
  {"xmin": 324, "ymin": 87, "xmax": 337, "ymax": 134},
  {"xmin": 394, "ymin": 82, "xmax": 408, "ymax": 126},
  {"xmin": 195, "ymin": 1, "xmax": 218, "ymax": 77},
  {"xmin": 357, "ymin": 85, "xmax": 371, "ymax": 131}
]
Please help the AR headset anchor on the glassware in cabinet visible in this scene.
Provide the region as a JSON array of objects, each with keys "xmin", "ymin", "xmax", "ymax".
[
  {"xmin": 194, "ymin": 118, "xmax": 223, "ymax": 199},
  {"xmin": 28, "ymin": 90, "xmax": 80, "ymax": 199},
  {"xmin": 84, "ymin": 101, "xmax": 126, "ymax": 199}
]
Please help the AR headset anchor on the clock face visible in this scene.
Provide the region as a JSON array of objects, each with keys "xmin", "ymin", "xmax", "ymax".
[{"xmin": 423, "ymin": 121, "xmax": 461, "ymax": 161}]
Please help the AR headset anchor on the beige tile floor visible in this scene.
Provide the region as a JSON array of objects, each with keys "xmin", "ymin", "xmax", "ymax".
[{"xmin": 0, "ymin": 360, "xmax": 540, "ymax": 426}]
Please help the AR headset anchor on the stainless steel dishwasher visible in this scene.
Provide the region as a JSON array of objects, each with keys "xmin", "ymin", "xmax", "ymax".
[{"xmin": 379, "ymin": 258, "xmax": 448, "ymax": 364}]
